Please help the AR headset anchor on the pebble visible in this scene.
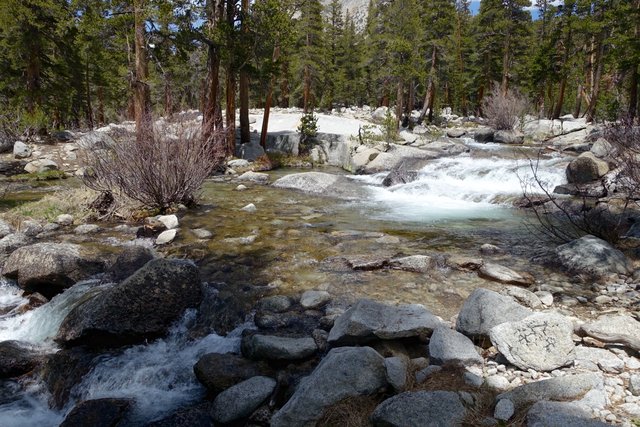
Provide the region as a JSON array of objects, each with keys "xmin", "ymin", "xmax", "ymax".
[
  {"xmin": 236, "ymin": 184, "xmax": 248, "ymax": 191},
  {"xmin": 241, "ymin": 203, "xmax": 257, "ymax": 212},
  {"xmin": 494, "ymin": 398, "xmax": 514, "ymax": 421},
  {"xmin": 191, "ymin": 228, "xmax": 213, "ymax": 239},
  {"xmin": 535, "ymin": 291, "xmax": 554, "ymax": 306},
  {"xmin": 74, "ymin": 224, "xmax": 100, "ymax": 234},
  {"xmin": 463, "ymin": 372, "xmax": 483, "ymax": 387},
  {"xmin": 485, "ymin": 375, "xmax": 510, "ymax": 391},
  {"xmin": 55, "ymin": 214, "xmax": 74, "ymax": 226},
  {"xmin": 595, "ymin": 295, "xmax": 613, "ymax": 304},
  {"xmin": 156, "ymin": 229, "xmax": 177, "ymax": 245}
]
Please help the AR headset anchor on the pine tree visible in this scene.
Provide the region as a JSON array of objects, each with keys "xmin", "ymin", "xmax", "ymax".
[{"xmin": 418, "ymin": 0, "xmax": 456, "ymax": 122}]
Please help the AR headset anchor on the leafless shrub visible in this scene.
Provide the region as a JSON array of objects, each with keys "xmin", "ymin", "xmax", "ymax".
[
  {"xmin": 605, "ymin": 120, "xmax": 640, "ymax": 199},
  {"xmin": 82, "ymin": 120, "xmax": 225, "ymax": 213},
  {"xmin": 482, "ymin": 85, "xmax": 529, "ymax": 131}
]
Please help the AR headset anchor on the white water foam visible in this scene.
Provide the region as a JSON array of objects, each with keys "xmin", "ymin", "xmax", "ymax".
[
  {"xmin": 0, "ymin": 279, "xmax": 113, "ymax": 347},
  {"xmin": 73, "ymin": 310, "xmax": 246, "ymax": 423},
  {"xmin": 354, "ymin": 154, "xmax": 567, "ymax": 222}
]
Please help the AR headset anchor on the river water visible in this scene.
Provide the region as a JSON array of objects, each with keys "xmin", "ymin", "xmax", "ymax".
[{"xmin": 0, "ymin": 140, "xmax": 571, "ymax": 425}]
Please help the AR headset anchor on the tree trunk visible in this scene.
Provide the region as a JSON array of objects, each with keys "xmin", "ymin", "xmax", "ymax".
[
  {"xmin": 239, "ymin": 0, "xmax": 250, "ymax": 145},
  {"xmin": 408, "ymin": 80, "xmax": 415, "ymax": 116},
  {"xmin": 585, "ymin": 37, "xmax": 605, "ymax": 122},
  {"xmin": 396, "ymin": 79, "xmax": 403, "ymax": 122},
  {"xmin": 501, "ymin": 32, "xmax": 511, "ymax": 96},
  {"xmin": 85, "ymin": 52, "xmax": 94, "ymax": 130},
  {"xmin": 552, "ymin": 77, "xmax": 567, "ymax": 120},
  {"xmin": 25, "ymin": 26, "xmax": 42, "ymax": 115},
  {"xmin": 203, "ymin": 0, "xmax": 223, "ymax": 146},
  {"xmin": 225, "ymin": 71, "xmax": 236, "ymax": 156},
  {"xmin": 303, "ymin": 63, "xmax": 312, "ymax": 113},
  {"xmin": 97, "ymin": 86, "xmax": 105, "ymax": 125},
  {"xmin": 419, "ymin": 45, "xmax": 437, "ymax": 123},
  {"xmin": 574, "ymin": 84, "xmax": 583, "ymax": 118},
  {"xmin": 134, "ymin": 0, "xmax": 152, "ymax": 142},
  {"xmin": 164, "ymin": 74, "xmax": 173, "ymax": 117},
  {"xmin": 630, "ymin": 65, "xmax": 639, "ymax": 121},
  {"xmin": 260, "ymin": 46, "xmax": 281, "ymax": 149}
]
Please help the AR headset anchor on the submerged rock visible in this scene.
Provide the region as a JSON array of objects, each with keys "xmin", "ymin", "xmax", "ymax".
[
  {"xmin": 59, "ymin": 398, "xmax": 132, "ymax": 427},
  {"xmin": 2, "ymin": 243, "xmax": 105, "ymax": 297},
  {"xmin": 0, "ymin": 340, "xmax": 42, "ymax": 378},
  {"xmin": 42, "ymin": 347, "xmax": 98, "ymax": 408},
  {"xmin": 370, "ymin": 390, "xmax": 467, "ymax": 427},
  {"xmin": 328, "ymin": 299, "xmax": 441, "ymax": 346},
  {"xmin": 272, "ymin": 172, "xmax": 366, "ymax": 200},
  {"xmin": 270, "ymin": 346, "xmax": 387, "ymax": 427},
  {"xmin": 478, "ymin": 263, "xmax": 535, "ymax": 286},
  {"xmin": 56, "ymin": 259, "xmax": 201, "ymax": 348}
]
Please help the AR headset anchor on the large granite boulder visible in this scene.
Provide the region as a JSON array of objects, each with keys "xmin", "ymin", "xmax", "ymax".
[
  {"xmin": 566, "ymin": 152, "xmax": 609, "ymax": 184},
  {"xmin": 370, "ymin": 390, "xmax": 468, "ymax": 427},
  {"xmin": 328, "ymin": 299, "xmax": 442, "ymax": 346},
  {"xmin": 490, "ymin": 313, "xmax": 576, "ymax": 371},
  {"xmin": 456, "ymin": 288, "xmax": 532, "ymax": 340},
  {"xmin": 56, "ymin": 259, "xmax": 202, "ymax": 348},
  {"xmin": 2, "ymin": 243, "xmax": 105, "ymax": 297},
  {"xmin": 270, "ymin": 346, "xmax": 387, "ymax": 427},
  {"xmin": 555, "ymin": 235, "xmax": 632, "ymax": 278}
]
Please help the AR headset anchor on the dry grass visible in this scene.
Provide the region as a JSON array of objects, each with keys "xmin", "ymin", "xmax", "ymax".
[
  {"xmin": 0, "ymin": 187, "xmax": 147, "ymax": 226},
  {"xmin": 317, "ymin": 395, "xmax": 383, "ymax": 427},
  {"xmin": 1, "ymin": 187, "xmax": 100, "ymax": 226}
]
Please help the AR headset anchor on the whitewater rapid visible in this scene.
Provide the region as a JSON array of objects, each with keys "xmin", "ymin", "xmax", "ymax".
[{"xmin": 352, "ymin": 150, "xmax": 568, "ymax": 222}]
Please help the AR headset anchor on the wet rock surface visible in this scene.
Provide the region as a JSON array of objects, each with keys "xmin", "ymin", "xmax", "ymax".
[
  {"xmin": 56, "ymin": 259, "xmax": 202, "ymax": 348},
  {"xmin": 1, "ymin": 242, "xmax": 105, "ymax": 297}
]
